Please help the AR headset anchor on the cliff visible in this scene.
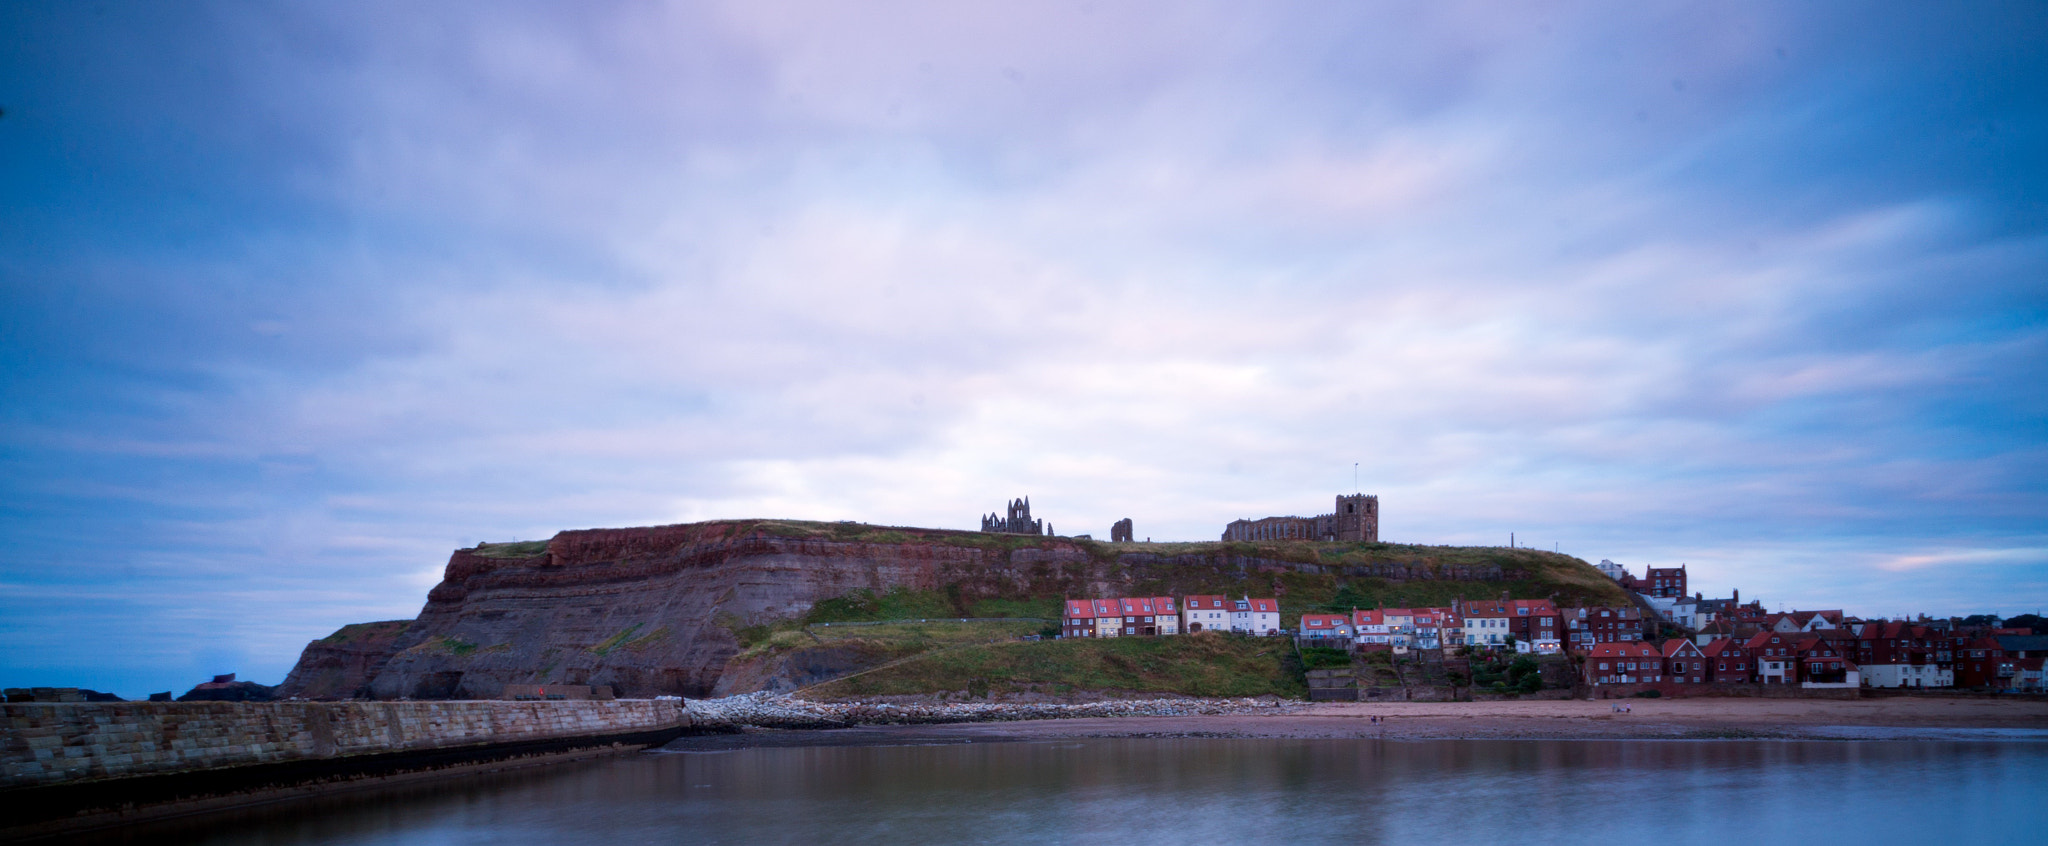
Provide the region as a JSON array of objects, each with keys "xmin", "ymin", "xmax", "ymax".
[
  {"xmin": 279, "ymin": 520, "xmax": 1627, "ymax": 700},
  {"xmin": 277, "ymin": 620, "xmax": 413, "ymax": 699}
]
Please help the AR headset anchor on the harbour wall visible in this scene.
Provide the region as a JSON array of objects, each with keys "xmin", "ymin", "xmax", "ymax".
[{"xmin": 3, "ymin": 699, "xmax": 690, "ymax": 790}]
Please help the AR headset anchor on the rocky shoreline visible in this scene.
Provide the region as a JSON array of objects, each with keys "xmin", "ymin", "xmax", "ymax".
[{"xmin": 684, "ymin": 692, "xmax": 1302, "ymax": 729}]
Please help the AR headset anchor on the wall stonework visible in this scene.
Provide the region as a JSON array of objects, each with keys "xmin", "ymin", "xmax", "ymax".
[
  {"xmin": 1223, "ymin": 493, "xmax": 1379, "ymax": 542},
  {"xmin": 0, "ymin": 700, "xmax": 686, "ymax": 789}
]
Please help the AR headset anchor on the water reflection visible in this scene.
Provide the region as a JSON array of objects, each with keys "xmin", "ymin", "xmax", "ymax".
[{"xmin": 107, "ymin": 738, "xmax": 2047, "ymax": 845}]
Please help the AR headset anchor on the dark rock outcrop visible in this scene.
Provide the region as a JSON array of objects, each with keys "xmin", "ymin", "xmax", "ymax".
[
  {"xmin": 277, "ymin": 620, "xmax": 412, "ymax": 700},
  {"xmin": 176, "ymin": 674, "xmax": 276, "ymax": 702}
]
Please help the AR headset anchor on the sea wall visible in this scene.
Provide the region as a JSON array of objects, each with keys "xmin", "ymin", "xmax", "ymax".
[{"xmin": 0, "ymin": 699, "xmax": 689, "ymax": 789}]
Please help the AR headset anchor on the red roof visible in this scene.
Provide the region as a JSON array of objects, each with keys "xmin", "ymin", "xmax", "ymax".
[
  {"xmin": 1662, "ymin": 638, "xmax": 1703, "ymax": 657},
  {"xmin": 1301, "ymin": 614, "xmax": 1348, "ymax": 629},
  {"xmin": 1702, "ymin": 639, "xmax": 1747, "ymax": 657},
  {"xmin": 1235, "ymin": 597, "xmax": 1278, "ymax": 614},
  {"xmin": 1583, "ymin": 642, "xmax": 1664, "ymax": 659},
  {"xmin": 1184, "ymin": 595, "xmax": 1226, "ymax": 610}
]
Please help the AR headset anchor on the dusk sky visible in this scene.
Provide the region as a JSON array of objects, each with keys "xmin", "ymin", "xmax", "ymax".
[{"xmin": 4, "ymin": 2, "xmax": 2045, "ymax": 696}]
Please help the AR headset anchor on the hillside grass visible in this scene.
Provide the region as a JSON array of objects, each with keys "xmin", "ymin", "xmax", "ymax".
[
  {"xmin": 805, "ymin": 631, "xmax": 1303, "ymax": 700},
  {"xmin": 471, "ymin": 539, "xmax": 550, "ymax": 558},
  {"xmin": 317, "ymin": 619, "xmax": 411, "ymax": 645}
]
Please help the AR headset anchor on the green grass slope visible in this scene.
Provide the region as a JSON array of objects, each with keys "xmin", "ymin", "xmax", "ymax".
[{"xmin": 805, "ymin": 630, "xmax": 1304, "ymax": 700}]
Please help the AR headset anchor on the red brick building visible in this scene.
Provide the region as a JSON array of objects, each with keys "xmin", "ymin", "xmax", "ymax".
[
  {"xmin": 1566, "ymin": 606, "xmax": 1645, "ymax": 648},
  {"xmin": 1662, "ymin": 639, "xmax": 1706, "ymax": 684},
  {"xmin": 1582, "ymin": 642, "xmax": 1666, "ymax": 685},
  {"xmin": 1643, "ymin": 565, "xmax": 1687, "ymax": 598},
  {"xmin": 1701, "ymin": 637, "xmax": 1753, "ymax": 683}
]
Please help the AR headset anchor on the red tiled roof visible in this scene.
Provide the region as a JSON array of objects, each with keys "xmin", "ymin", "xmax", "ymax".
[
  {"xmin": 1184, "ymin": 595, "xmax": 1226, "ymax": 610},
  {"xmin": 1583, "ymin": 642, "xmax": 1664, "ymax": 659},
  {"xmin": 1662, "ymin": 638, "xmax": 1702, "ymax": 657}
]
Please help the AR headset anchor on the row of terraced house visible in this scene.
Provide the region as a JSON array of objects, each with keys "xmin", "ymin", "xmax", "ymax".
[
  {"xmin": 1295, "ymin": 598, "xmax": 1650, "ymax": 656},
  {"xmin": 1060, "ymin": 595, "xmax": 1282, "ymax": 639}
]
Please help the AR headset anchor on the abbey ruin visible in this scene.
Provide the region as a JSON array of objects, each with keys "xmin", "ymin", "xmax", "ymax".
[
  {"xmin": 1222, "ymin": 493, "xmax": 1378, "ymax": 543},
  {"xmin": 981, "ymin": 497, "xmax": 1047, "ymax": 535}
]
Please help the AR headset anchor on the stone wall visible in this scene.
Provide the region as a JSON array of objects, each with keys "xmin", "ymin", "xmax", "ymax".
[{"xmin": 1, "ymin": 699, "xmax": 687, "ymax": 789}]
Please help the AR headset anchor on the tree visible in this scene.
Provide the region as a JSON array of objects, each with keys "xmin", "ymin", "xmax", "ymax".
[{"xmin": 2005, "ymin": 613, "xmax": 2044, "ymax": 632}]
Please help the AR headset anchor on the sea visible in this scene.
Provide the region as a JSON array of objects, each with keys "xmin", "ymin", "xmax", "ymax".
[{"xmin": 97, "ymin": 736, "xmax": 2048, "ymax": 844}]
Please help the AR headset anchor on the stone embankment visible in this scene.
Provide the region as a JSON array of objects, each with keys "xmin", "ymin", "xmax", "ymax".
[
  {"xmin": 1, "ymin": 700, "xmax": 697, "ymax": 838},
  {"xmin": 2, "ymin": 699, "xmax": 690, "ymax": 789},
  {"xmin": 686, "ymin": 692, "xmax": 1298, "ymax": 729}
]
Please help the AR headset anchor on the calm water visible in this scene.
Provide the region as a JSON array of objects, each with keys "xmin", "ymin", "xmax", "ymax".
[{"xmin": 112, "ymin": 737, "xmax": 2048, "ymax": 844}]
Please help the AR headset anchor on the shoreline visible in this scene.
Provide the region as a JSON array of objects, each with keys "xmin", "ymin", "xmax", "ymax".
[{"xmin": 663, "ymin": 697, "xmax": 2048, "ymax": 750}]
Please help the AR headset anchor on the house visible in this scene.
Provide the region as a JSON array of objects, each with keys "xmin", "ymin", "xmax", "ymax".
[
  {"xmin": 1795, "ymin": 636, "xmax": 1856, "ymax": 685},
  {"xmin": 1062, "ymin": 599, "xmax": 1099, "ymax": 639},
  {"xmin": 1566, "ymin": 606, "xmax": 1644, "ymax": 647},
  {"xmin": 1507, "ymin": 599, "xmax": 1563, "ymax": 654},
  {"xmin": 1229, "ymin": 596, "xmax": 1281, "ymax": 635},
  {"xmin": 1463, "ymin": 601, "xmax": 1512, "ymax": 648},
  {"xmin": 1150, "ymin": 597, "xmax": 1180, "ymax": 635},
  {"xmin": 1746, "ymin": 631, "xmax": 1806, "ymax": 683},
  {"xmin": 1595, "ymin": 559, "xmax": 1631, "ymax": 581},
  {"xmin": 1183, "ymin": 595, "xmax": 1230, "ymax": 633},
  {"xmin": 2014, "ymin": 657, "xmax": 2046, "ymax": 692},
  {"xmin": 1409, "ymin": 608, "xmax": 1450, "ymax": 649},
  {"xmin": 1582, "ymin": 642, "xmax": 1666, "ymax": 685},
  {"xmin": 1643, "ymin": 565, "xmax": 1687, "ymax": 598},
  {"xmin": 1298, "ymin": 613, "xmax": 1354, "ymax": 647},
  {"xmin": 1662, "ymin": 639, "xmax": 1706, "ymax": 684},
  {"xmin": 1954, "ymin": 637, "xmax": 2012, "ymax": 689},
  {"xmin": 1701, "ymin": 637, "xmax": 1753, "ymax": 683},
  {"xmin": 1353, "ymin": 609, "xmax": 1390, "ymax": 646}
]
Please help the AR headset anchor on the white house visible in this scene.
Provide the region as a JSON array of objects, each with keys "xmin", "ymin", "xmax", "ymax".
[
  {"xmin": 1229, "ymin": 596, "xmax": 1281, "ymax": 635},
  {"xmin": 1182, "ymin": 595, "xmax": 1231, "ymax": 633},
  {"xmin": 1462, "ymin": 601, "xmax": 1511, "ymax": 647},
  {"xmin": 1861, "ymin": 663, "xmax": 1953, "ymax": 689},
  {"xmin": 1595, "ymin": 559, "xmax": 1631, "ymax": 581}
]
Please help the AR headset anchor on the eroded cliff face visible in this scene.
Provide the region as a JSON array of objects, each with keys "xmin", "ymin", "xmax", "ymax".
[
  {"xmin": 284, "ymin": 520, "xmax": 1574, "ymax": 700},
  {"xmin": 277, "ymin": 620, "xmax": 412, "ymax": 700}
]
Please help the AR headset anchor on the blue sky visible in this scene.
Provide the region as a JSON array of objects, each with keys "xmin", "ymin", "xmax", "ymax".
[{"xmin": 3, "ymin": 2, "xmax": 2045, "ymax": 696}]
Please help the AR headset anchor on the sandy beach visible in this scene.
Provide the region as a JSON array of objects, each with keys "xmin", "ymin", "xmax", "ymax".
[{"xmin": 663, "ymin": 697, "xmax": 2048, "ymax": 750}]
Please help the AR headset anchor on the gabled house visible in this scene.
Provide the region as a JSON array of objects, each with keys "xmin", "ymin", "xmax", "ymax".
[
  {"xmin": 1298, "ymin": 613, "xmax": 1354, "ymax": 647},
  {"xmin": 1183, "ymin": 595, "xmax": 1229, "ymax": 633},
  {"xmin": 1229, "ymin": 596, "xmax": 1281, "ymax": 635},
  {"xmin": 1662, "ymin": 639, "xmax": 1706, "ymax": 684},
  {"xmin": 1507, "ymin": 599, "xmax": 1563, "ymax": 654},
  {"xmin": 1747, "ymin": 631, "xmax": 1798, "ymax": 683},
  {"xmin": 1463, "ymin": 601, "xmax": 1512, "ymax": 648},
  {"xmin": 1701, "ymin": 637, "xmax": 1753, "ymax": 683}
]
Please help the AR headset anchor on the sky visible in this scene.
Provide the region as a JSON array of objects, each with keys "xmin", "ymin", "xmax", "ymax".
[{"xmin": 3, "ymin": 2, "xmax": 2045, "ymax": 696}]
